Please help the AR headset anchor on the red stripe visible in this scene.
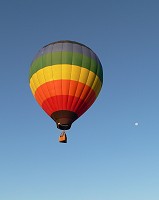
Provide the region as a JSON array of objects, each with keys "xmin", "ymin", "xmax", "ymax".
[{"xmin": 41, "ymin": 95, "xmax": 96, "ymax": 117}]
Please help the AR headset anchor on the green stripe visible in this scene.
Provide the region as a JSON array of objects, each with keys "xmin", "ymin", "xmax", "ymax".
[{"xmin": 29, "ymin": 51, "xmax": 103, "ymax": 83}]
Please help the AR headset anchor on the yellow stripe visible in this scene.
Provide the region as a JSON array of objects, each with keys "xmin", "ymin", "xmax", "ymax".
[{"xmin": 30, "ymin": 64, "xmax": 102, "ymax": 96}]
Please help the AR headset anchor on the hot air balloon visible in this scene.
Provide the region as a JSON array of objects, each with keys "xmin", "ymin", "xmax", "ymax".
[{"xmin": 29, "ymin": 40, "xmax": 103, "ymax": 143}]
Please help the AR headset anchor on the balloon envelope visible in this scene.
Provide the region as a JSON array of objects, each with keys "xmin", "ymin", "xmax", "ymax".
[{"xmin": 29, "ymin": 40, "xmax": 103, "ymax": 130}]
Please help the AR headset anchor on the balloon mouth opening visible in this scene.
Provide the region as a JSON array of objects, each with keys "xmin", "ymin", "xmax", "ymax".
[
  {"xmin": 51, "ymin": 110, "xmax": 78, "ymax": 130},
  {"xmin": 57, "ymin": 123, "xmax": 71, "ymax": 130}
]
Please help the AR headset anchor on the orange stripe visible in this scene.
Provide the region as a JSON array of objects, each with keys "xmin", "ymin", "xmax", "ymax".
[{"xmin": 34, "ymin": 80, "xmax": 96, "ymax": 106}]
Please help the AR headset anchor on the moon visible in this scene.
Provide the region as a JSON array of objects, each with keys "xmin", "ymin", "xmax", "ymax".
[{"xmin": 135, "ymin": 122, "xmax": 139, "ymax": 126}]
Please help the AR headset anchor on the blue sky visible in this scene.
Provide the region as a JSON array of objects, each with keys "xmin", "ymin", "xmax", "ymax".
[{"xmin": 0, "ymin": 0, "xmax": 159, "ymax": 199}]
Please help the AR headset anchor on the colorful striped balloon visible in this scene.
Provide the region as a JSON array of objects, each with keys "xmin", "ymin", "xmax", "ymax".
[{"xmin": 29, "ymin": 40, "xmax": 103, "ymax": 130}]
